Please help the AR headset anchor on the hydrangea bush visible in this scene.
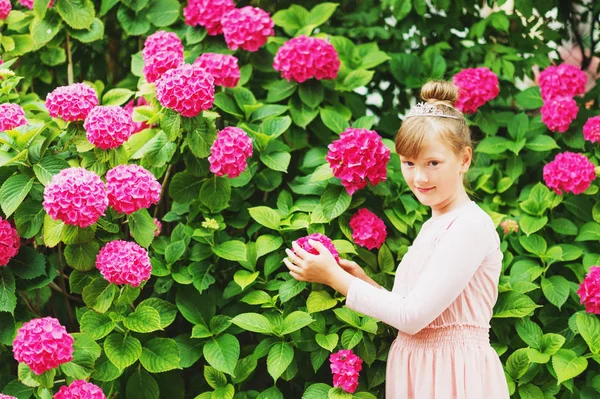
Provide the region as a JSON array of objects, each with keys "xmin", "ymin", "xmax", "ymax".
[{"xmin": 1, "ymin": 1, "xmax": 600, "ymax": 398}]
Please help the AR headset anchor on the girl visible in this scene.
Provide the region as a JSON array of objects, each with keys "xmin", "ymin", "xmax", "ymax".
[{"xmin": 283, "ymin": 81, "xmax": 510, "ymax": 398}]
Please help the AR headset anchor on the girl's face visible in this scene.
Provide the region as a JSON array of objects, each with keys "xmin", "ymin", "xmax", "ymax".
[{"xmin": 399, "ymin": 135, "xmax": 471, "ymax": 213}]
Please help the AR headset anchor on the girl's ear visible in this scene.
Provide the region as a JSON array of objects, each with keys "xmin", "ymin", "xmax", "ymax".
[{"xmin": 461, "ymin": 146, "xmax": 472, "ymax": 172}]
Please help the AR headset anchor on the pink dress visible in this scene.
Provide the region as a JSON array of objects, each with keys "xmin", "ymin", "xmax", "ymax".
[{"xmin": 346, "ymin": 200, "xmax": 510, "ymax": 398}]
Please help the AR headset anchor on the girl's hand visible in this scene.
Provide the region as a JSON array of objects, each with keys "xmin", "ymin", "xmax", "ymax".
[
  {"xmin": 338, "ymin": 258, "xmax": 367, "ymax": 281},
  {"xmin": 283, "ymin": 239, "xmax": 340, "ymax": 285}
]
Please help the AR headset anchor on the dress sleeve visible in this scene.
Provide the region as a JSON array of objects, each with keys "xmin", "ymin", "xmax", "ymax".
[{"xmin": 345, "ymin": 216, "xmax": 495, "ymax": 335}]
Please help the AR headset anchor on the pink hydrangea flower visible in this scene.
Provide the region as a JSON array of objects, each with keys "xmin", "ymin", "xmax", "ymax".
[
  {"xmin": 105, "ymin": 164, "xmax": 162, "ymax": 215},
  {"xmin": 0, "ymin": 394, "xmax": 17, "ymax": 399},
  {"xmin": 84, "ymin": 106, "xmax": 133, "ymax": 149},
  {"xmin": 194, "ymin": 53, "xmax": 240, "ymax": 88},
  {"xmin": 349, "ymin": 209, "xmax": 387, "ymax": 250},
  {"xmin": 155, "ymin": 64, "xmax": 215, "ymax": 117},
  {"xmin": 452, "ymin": 67, "xmax": 499, "ymax": 114},
  {"xmin": 96, "ymin": 240, "xmax": 152, "ymax": 287},
  {"xmin": 45, "ymin": 83, "xmax": 98, "ymax": 122},
  {"xmin": 124, "ymin": 97, "xmax": 152, "ymax": 134},
  {"xmin": 500, "ymin": 219, "xmax": 519, "ymax": 235},
  {"xmin": 578, "ymin": 266, "xmax": 600, "ymax": 314},
  {"xmin": 153, "ymin": 218, "xmax": 162, "ymax": 236},
  {"xmin": 583, "ymin": 115, "xmax": 600, "ymax": 143},
  {"xmin": 538, "ymin": 63, "xmax": 587, "ymax": 101},
  {"xmin": 17, "ymin": 0, "xmax": 53, "ymax": 9},
  {"xmin": 54, "ymin": 380, "xmax": 106, "ymax": 399},
  {"xmin": 208, "ymin": 127, "xmax": 253, "ymax": 178},
  {"xmin": 184, "ymin": 0, "xmax": 235, "ymax": 35},
  {"xmin": 326, "ymin": 128, "xmax": 390, "ymax": 196},
  {"xmin": 221, "ymin": 6, "xmax": 274, "ymax": 52},
  {"xmin": 142, "ymin": 31, "xmax": 184, "ymax": 84},
  {"xmin": 12, "ymin": 317, "xmax": 74, "ymax": 375},
  {"xmin": 0, "ymin": 0, "xmax": 11, "ymax": 20},
  {"xmin": 43, "ymin": 168, "xmax": 108, "ymax": 228},
  {"xmin": 0, "ymin": 217, "xmax": 20, "ymax": 267},
  {"xmin": 295, "ymin": 233, "xmax": 339, "ymax": 263},
  {"xmin": 329, "ymin": 349, "xmax": 363, "ymax": 393},
  {"xmin": 0, "ymin": 103, "xmax": 27, "ymax": 131},
  {"xmin": 540, "ymin": 96, "xmax": 579, "ymax": 133},
  {"xmin": 273, "ymin": 36, "xmax": 340, "ymax": 83},
  {"xmin": 543, "ymin": 151, "xmax": 596, "ymax": 195}
]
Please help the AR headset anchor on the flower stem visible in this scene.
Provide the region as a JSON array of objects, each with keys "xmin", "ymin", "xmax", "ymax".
[
  {"xmin": 57, "ymin": 243, "xmax": 76, "ymax": 330},
  {"xmin": 66, "ymin": 32, "xmax": 74, "ymax": 85}
]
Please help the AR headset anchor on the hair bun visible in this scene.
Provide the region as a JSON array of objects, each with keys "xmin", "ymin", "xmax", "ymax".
[{"xmin": 421, "ymin": 80, "xmax": 459, "ymax": 106}]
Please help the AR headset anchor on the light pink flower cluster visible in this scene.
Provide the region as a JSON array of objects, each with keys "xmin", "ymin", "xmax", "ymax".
[
  {"xmin": 84, "ymin": 106, "xmax": 133, "ymax": 149},
  {"xmin": 208, "ymin": 127, "xmax": 253, "ymax": 178},
  {"xmin": 221, "ymin": 6, "xmax": 274, "ymax": 52},
  {"xmin": 0, "ymin": 0, "xmax": 11, "ymax": 20},
  {"xmin": 583, "ymin": 116, "xmax": 600, "ymax": 143},
  {"xmin": 578, "ymin": 266, "xmax": 600, "ymax": 314},
  {"xmin": 500, "ymin": 219, "xmax": 519, "ymax": 235},
  {"xmin": 540, "ymin": 96, "xmax": 578, "ymax": 133},
  {"xmin": 96, "ymin": 240, "xmax": 152, "ymax": 287},
  {"xmin": 105, "ymin": 164, "xmax": 161, "ymax": 215},
  {"xmin": 194, "ymin": 53, "xmax": 240, "ymax": 88},
  {"xmin": 538, "ymin": 63, "xmax": 587, "ymax": 101},
  {"xmin": 326, "ymin": 128, "xmax": 390, "ymax": 196},
  {"xmin": 124, "ymin": 97, "xmax": 152, "ymax": 134},
  {"xmin": 153, "ymin": 218, "xmax": 162, "ymax": 236},
  {"xmin": 0, "ymin": 103, "xmax": 27, "ymax": 131},
  {"xmin": 295, "ymin": 233, "xmax": 339, "ymax": 263},
  {"xmin": 142, "ymin": 31, "xmax": 184, "ymax": 83},
  {"xmin": 273, "ymin": 36, "xmax": 340, "ymax": 83},
  {"xmin": 452, "ymin": 67, "xmax": 499, "ymax": 114},
  {"xmin": 329, "ymin": 349, "xmax": 363, "ymax": 393},
  {"xmin": 12, "ymin": 317, "xmax": 74, "ymax": 375},
  {"xmin": 54, "ymin": 380, "xmax": 106, "ymax": 399},
  {"xmin": 0, "ymin": 217, "xmax": 20, "ymax": 267},
  {"xmin": 45, "ymin": 83, "xmax": 98, "ymax": 122},
  {"xmin": 543, "ymin": 151, "xmax": 596, "ymax": 195},
  {"xmin": 349, "ymin": 209, "xmax": 387, "ymax": 250},
  {"xmin": 0, "ymin": 394, "xmax": 17, "ymax": 399},
  {"xmin": 184, "ymin": 0, "xmax": 235, "ymax": 35},
  {"xmin": 43, "ymin": 168, "xmax": 108, "ymax": 228},
  {"xmin": 18, "ymin": 0, "xmax": 53, "ymax": 9},
  {"xmin": 155, "ymin": 64, "xmax": 215, "ymax": 117}
]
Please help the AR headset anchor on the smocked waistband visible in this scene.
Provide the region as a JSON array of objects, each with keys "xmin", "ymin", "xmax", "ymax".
[{"xmin": 394, "ymin": 325, "xmax": 490, "ymax": 349}]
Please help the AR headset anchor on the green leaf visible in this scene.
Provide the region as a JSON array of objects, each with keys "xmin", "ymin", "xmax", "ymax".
[
  {"xmin": 69, "ymin": 18, "xmax": 105, "ymax": 43},
  {"xmin": 303, "ymin": 383, "xmax": 331, "ymax": 399},
  {"xmin": 319, "ymin": 108, "xmax": 349, "ymax": 133},
  {"xmin": 14, "ymin": 200, "xmax": 44, "ymax": 239},
  {"xmin": 189, "ymin": 262, "xmax": 216, "ymax": 294},
  {"xmin": 233, "ymin": 270, "xmax": 259, "ymax": 290},
  {"xmin": 160, "ymin": 109, "xmax": 181, "ymax": 141},
  {"xmin": 278, "ymin": 278, "xmax": 306, "ymax": 303},
  {"xmin": 541, "ymin": 333, "xmax": 565, "ymax": 355},
  {"xmin": 127, "ymin": 209, "xmax": 155, "ymax": 248},
  {"xmin": 145, "ymin": 0, "xmax": 180, "ymax": 27},
  {"xmin": 260, "ymin": 151, "xmax": 291, "ymax": 172},
  {"xmin": 315, "ymin": 333, "xmax": 338, "ymax": 352},
  {"xmin": 0, "ymin": 269, "xmax": 17, "ymax": 314},
  {"xmin": 200, "ymin": 177, "xmax": 231, "ymax": 213},
  {"xmin": 168, "ymin": 172, "xmax": 203, "ymax": 205},
  {"xmin": 306, "ymin": 2, "xmax": 338, "ymax": 26},
  {"xmin": 117, "ymin": 5, "xmax": 150, "ymax": 35},
  {"xmin": 518, "ymin": 215, "xmax": 547, "ymax": 236},
  {"xmin": 140, "ymin": 338, "xmax": 181, "ymax": 372},
  {"xmin": 266, "ymin": 80, "xmax": 297, "ymax": 103},
  {"xmin": 506, "ymin": 348, "xmax": 530, "ymax": 379},
  {"xmin": 267, "ymin": 342, "xmax": 294, "ymax": 382},
  {"xmin": 64, "ymin": 241, "xmax": 100, "ymax": 271},
  {"xmin": 552, "ymin": 349, "xmax": 587, "ymax": 385},
  {"xmin": 31, "ymin": 12, "xmax": 62, "ymax": 47},
  {"xmin": 56, "ymin": 0, "xmax": 95, "ymax": 29},
  {"xmin": 341, "ymin": 69, "xmax": 374, "ymax": 91},
  {"xmin": 249, "ymin": 206, "xmax": 280, "ymax": 230},
  {"xmin": 256, "ymin": 235, "xmax": 283, "ymax": 258},
  {"xmin": 212, "ymin": 241, "xmax": 247, "ymax": 262},
  {"xmin": 320, "ymin": 185, "xmax": 351, "ymax": 221},
  {"xmin": 515, "ymin": 87, "xmax": 543, "ymax": 110},
  {"xmin": 126, "ymin": 369, "xmax": 160, "ymax": 399},
  {"xmin": 124, "ymin": 306, "xmax": 163, "ymax": 333},
  {"xmin": 519, "ymin": 234, "xmax": 547, "ymax": 256},
  {"xmin": 61, "ymin": 332, "xmax": 101, "ymax": 380},
  {"xmin": 515, "ymin": 319, "xmax": 543, "ymax": 350},
  {"xmin": 541, "ymin": 276, "xmax": 569, "ymax": 309},
  {"xmin": 575, "ymin": 222, "xmax": 600, "ymax": 241},
  {"xmin": 475, "ymin": 136, "xmax": 510, "ymax": 154},
  {"xmin": 203, "ymin": 334, "xmax": 240, "ymax": 377},
  {"xmin": 260, "ymin": 116, "xmax": 292, "ymax": 138},
  {"xmin": 341, "ymin": 328, "xmax": 362, "ymax": 349},
  {"xmin": 281, "ymin": 311, "xmax": 313, "ymax": 335},
  {"xmin": 576, "ymin": 312, "xmax": 600, "ymax": 355},
  {"xmin": 493, "ymin": 292, "xmax": 541, "ymax": 318},
  {"xmin": 102, "ymin": 88, "xmax": 134, "ymax": 106},
  {"xmin": 299, "ymin": 81, "xmax": 324, "ymax": 109},
  {"xmin": 6, "ymin": 246, "xmax": 45, "ymax": 279},
  {"xmin": 231, "ymin": 313, "xmax": 273, "ymax": 335},
  {"xmin": 232, "ymin": 356, "xmax": 258, "ymax": 385},
  {"xmin": 82, "ymin": 278, "xmax": 118, "ymax": 313},
  {"xmin": 165, "ymin": 240, "xmax": 186, "ymax": 264},
  {"xmin": 188, "ymin": 122, "xmax": 217, "ymax": 158},
  {"xmin": 518, "ymin": 384, "xmax": 544, "ymax": 399},
  {"xmin": 33, "ymin": 156, "xmax": 70, "ymax": 186},
  {"xmin": 307, "ymin": 290, "xmax": 338, "ymax": 313},
  {"xmin": 104, "ymin": 333, "xmax": 142, "ymax": 369},
  {"xmin": 0, "ymin": 174, "xmax": 33, "ymax": 217},
  {"xmin": 524, "ymin": 135, "xmax": 559, "ymax": 152},
  {"xmin": 80, "ymin": 310, "xmax": 116, "ymax": 340}
]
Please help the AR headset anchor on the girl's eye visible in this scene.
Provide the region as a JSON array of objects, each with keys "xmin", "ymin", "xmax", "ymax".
[
  {"xmin": 430, "ymin": 161, "xmax": 439, "ymax": 166},
  {"xmin": 403, "ymin": 161, "xmax": 414, "ymax": 166}
]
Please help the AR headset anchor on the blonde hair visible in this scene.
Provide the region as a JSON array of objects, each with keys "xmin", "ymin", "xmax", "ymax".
[{"xmin": 395, "ymin": 80, "xmax": 472, "ymax": 160}]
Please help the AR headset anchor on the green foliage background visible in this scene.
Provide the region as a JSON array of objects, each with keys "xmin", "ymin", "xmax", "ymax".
[{"xmin": 1, "ymin": 0, "xmax": 600, "ymax": 398}]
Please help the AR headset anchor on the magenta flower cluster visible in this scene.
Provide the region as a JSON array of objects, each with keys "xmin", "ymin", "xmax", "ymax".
[
  {"xmin": 578, "ymin": 266, "xmax": 600, "ymax": 315},
  {"xmin": 326, "ymin": 128, "xmax": 390, "ymax": 196},
  {"xmin": 329, "ymin": 349, "xmax": 363, "ymax": 393},
  {"xmin": 583, "ymin": 115, "xmax": 600, "ymax": 143},
  {"xmin": 452, "ymin": 67, "xmax": 499, "ymax": 114},
  {"xmin": 84, "ymin": 106, "xmax": 133, "ymax": 149},
  {"xmin": 208, "ymin": 127, "xmax": 253, "ymax": 178},
  {"xmin": 96, "ymin": 240, "xmax": 152, "ymax": 287},
  {"xmin": 45, "ymin": 83, "xmax": 98, "ymax": 122},
  {"xmin": 543, "ymin": 151, "xmax": 596, "ymax": 195},
  {"xmin": 43, "ymin": 168, "xmax": 108, "ymax": 228},
  {"xmin": 349, "ymin": 208, "xmax": 387, "ymax": 250},
  {"xmin": 155, "ymin": 64, "xmax": 215, "ymax": 117},
  {"xmin": 54, "ymin": 380, "xmax": 106, "ymax": 399},
  {"xmin": 12, "ymin": 317, "xmax": 74, "ymax": 375},
  {"xmin": 221, "ymin": 6, "xmax": 274, "ymax": 52},
  {"xmin": 0, "ymin": 217, "xmax": 20, "ymax": 267},
  {"xmin": 540, "ymin": 96, "xmax": 579, "ymax": 133},
  {"xmin": 273, "ymin": 35, "xmax": 340, "ymax": 83},
  {"xmin": 142, "ymin": 30, "xmax": 184, "ymax": 83},
  {"xmin": 105, "ymin": 164, "xmax": 162, "ymax": 215},
  {"xmin": 0, "ymin": 103, "xmax": 27, "ymax": 131},
  {"xmin": 0, "ymin": 0, "xmax": 11, "ymax": 20},
  {"xmin": 295, "ymin": 233, "xmax": 339, "ymax": 263},
  {"xmin": 538, "ymin": 63, "xmax": 586, "ymax": 101},
  {"xmin": 184, "ymin": 0, "xmax": 235, "ymax": 35},
  {"xmin": 194, "ymin": 53, "xmax": 240, "ymax": 88}
]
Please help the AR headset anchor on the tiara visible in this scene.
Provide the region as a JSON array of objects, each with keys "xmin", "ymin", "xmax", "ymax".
[{"xmin": 405, "ymin": 102, "xmax": 461, "ymax": 120}]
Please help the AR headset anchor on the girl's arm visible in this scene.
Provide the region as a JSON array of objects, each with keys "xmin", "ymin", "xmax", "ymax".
[{"xmin": 340, "ymin": 217, "xmax": 496, "ymax": 335}]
